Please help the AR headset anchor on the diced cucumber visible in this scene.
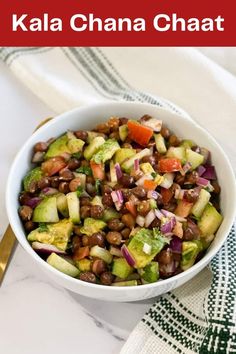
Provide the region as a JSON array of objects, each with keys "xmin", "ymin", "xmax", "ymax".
[
  {"xmin": 119, "ymin": 124, "xmax": 128, "ymax": 142},
  {"xmin": 140, "ymin": 262, "xmax": 159, "ymax": 283},
  {"xmin": 122, "ymin": 148, "xmax": 151, "ymax": 172},
  {"xmin": 87, "ymin": 131, "xmax": 102, "ymax": 143},
  {"xmin": 154, "ymin": 133, "xmax": 167, "ymax": 154},
  {"xmin": 149, "ymin": 199, "xmax": 157, "ymax": 209},
  {"xmin": 33, "ymin": 197, "xmax": 59, "ymax": 223},
  {"xmin": 198, "ymin": 204, "xmax": 223, "ymax": 237},
  {"xmin": 103, "ymin": 208, "xmax": 120, "ymax": 222},
  {"xmin": 45, "ymin": 134, "xmax": 71, "ymax": 159},
  {"xmin": 67, "ymin": 138, "xmax": 85, "ymax": 153},
  {"xmin": 47, "ymin": 253, "xmax": 79, "ymax": 277},
  {"xmin": 56, "ymin": 193, "xmax": 69, "ymax": 217},
  {"xmin": 66, "ymin": 192, "xmax": 80, "ymax": 224},
  {"xmin": 111, "ymin": 280, "xmax": 138, "ymax": 286},
  {"xmin": 76, "ymin": 258, "xmax": 91, "ymax": 272},
  {"xmin": 186, "ymin": 149, "xmax": 204, "ymax": 170},
  {"xmin": 191, "ymin": 189, "xmax": 211, "ymax": 218},
  {"xmin": 181, "ymin": 240, "xmax": 202, "ymax": 271},
  {"xmin": 181, "ymin": 139, "xmax": 195, "ymax": 149},
  {"xmin": 92, "ymin": 139, "xmax": 120, "ymax": 164},
  {"xmin": 114, "ymin": 148, "xmax": 136, "ymax": 165},
  {"xmin": 84, "ymin": 136, "xmax": 105, "ymax": 160},
  {"xmin": 80, "ymin": 218, "xmax": 106, "ymax": 235},
  {"xmin": 28, "ymin": 219, "xmax": 73, "ymax": 251},
  {"xmin": 112, "ymin": 258, "xmax": 133, "ymax": 279},
  {"xmin": 110, "ymin": 161, "xmax": 117, "ymax": 183},
  {"xmin": 166, "ymin": 146, "xmax": 186, "ymax": 164},
  {"xmin": 91, "ymin": 196, "xmax": 103, "ymax": 207},
  {"xmin": 23, "ymin": 167, "xmax": 43, "ymax": 192},
  {"xmin": 90, "ymin": 245, "xmax": 113, "ymax": 264},
  {"xmin": 140, "ymin": 162, "xmax": 155, "ymax": 174}
]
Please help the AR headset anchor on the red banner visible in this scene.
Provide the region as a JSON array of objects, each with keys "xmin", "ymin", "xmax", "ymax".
[{"xmin": 0, "ymin": 0, "xmax": 234, "ymax": 46}]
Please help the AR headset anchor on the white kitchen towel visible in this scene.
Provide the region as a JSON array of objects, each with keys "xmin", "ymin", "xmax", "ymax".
[{"xmin": 1, "ymin": 47, "xmax": 235, "ymax": 354}]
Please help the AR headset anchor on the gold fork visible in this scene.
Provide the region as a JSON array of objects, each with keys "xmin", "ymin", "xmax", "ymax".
[{"xmin": 0, "ymin": 117, "xmax": 52, "ymax": 286}]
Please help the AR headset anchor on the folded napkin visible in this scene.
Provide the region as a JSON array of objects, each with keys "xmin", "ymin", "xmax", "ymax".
[{"xmin": 1, "ymin": 47, "xmax": 235, "ymax": 354}]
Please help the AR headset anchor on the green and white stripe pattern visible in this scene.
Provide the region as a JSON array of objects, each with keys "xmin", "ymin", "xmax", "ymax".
[{"xmin": 1, "ymin": 47, "xmax": 235, "ymax": 354}]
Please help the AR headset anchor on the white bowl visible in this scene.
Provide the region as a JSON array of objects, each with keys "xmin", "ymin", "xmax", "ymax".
[{"xmin": 6, "ymin": 102, "xmax": 236, "ymax": 302}]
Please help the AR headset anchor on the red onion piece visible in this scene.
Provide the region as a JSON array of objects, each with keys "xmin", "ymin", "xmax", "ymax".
[
  {"xmin": 136, "ymin": 215, "xmax": 145, "ymax": 227},
  {"xmin": 161, "ymin": 217, "xmax": 176, "ymax": 234},
  {"xmin": 25, "ymin": 197, "xmax": 42, "ymax": 209},
  {"xmin": 145, "ymin": 210, "xmax": 156, "ymax": 227},
  {"xmin": 197, "ymin": 165, "xmax": 206, "ymax": 177},
  {"xmin": 116, "ymin": 190, "xmax": 124, "ymax": 204},
  {"xmin": 32, "ymin": 242, "xmax": 66, "ymax": 258},
  {"xmin": 161, "ymin": 209, "xmax": 186, "ymax": 222},
  {"xmin": 155, "ymin": 209, "xmax": 164, "ymax": 220},
  {"xmin": 202, "ymin": 166, "xmax": 216, "ymax": 180},
  {"xmin": 134, "ymin": 159, "xmax": 140, "ymax": 171},
  {"xmin": 121, "ymin": 245, "xmax": 135, "ymax": 267},
  {"xmin": 147, "ymin": 190, "xmax": 160, "ymax": 200},
  {"xmin": 115, "ymin": 163, "xmax": 123, "ymax": 179},
  {"xmin": 196, "ymin": 177, "xmax": 209, "ymax": 187},
  {"xmin": 111, "ymin": 191, "xmax": 119, "ymax": 203},
  {"xmin": 170, "ymin": 236, "xmax": 182, "ymax": 254},
  {"xmin": 41, "ymin": 187, "xmax": 59, "ymax": 196},
  {"xmin": 180, "ymin": 162, "xmax": 192, "ymax": 176}
]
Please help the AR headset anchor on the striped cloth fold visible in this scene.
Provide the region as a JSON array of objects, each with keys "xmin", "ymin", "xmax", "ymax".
[{"xmin": 1, "ymin": 47, "xmax": 235, "ymax": 354}]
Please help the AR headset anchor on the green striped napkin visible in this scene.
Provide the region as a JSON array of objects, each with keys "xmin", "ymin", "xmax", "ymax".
[{"xmin": 1, "ymin": 47, "xmax": 235, "ymax": 354}]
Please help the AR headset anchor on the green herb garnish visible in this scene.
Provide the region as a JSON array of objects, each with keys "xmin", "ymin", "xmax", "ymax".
[
  {"xmin": 76, "ymin": 166, "xmax": 92, "ymax": 176},
  {"xmin": 38, "ymin": 223, "xmax": 49, "ymax": 233},
  {"xmin": 76, "ymin": 186, "xmax": 84, "ymax": 197},
  {"xmin": 72, "ymin": 152, "xmax": 82, "ymax": 159},
  {"xmin": 95, "ymin": 179, "xmax": 101, "ymax": 194},
  {"xmin": 151, "ymin": 172, "xmax": 157, "ymax": 178}
]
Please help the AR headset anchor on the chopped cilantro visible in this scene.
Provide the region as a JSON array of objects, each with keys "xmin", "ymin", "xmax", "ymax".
[
  {"xmin": 76, "ymin": 186, "xmax": 84, "ymax": 197},
  {"xmin": 95, "ymin": 179, "xmax": 101, "ymax": 194},
  {"xmin": 76, "ymin": 166, "xmax": 92, "ymax": 176},
  {"xmin": 151, "ymin": 172, "xmax": 157, "ymax": 178},
  {"xmin": 38, "ymin": 223, "xmax": 49, "ymax": 233},
  {"xmin": 72, "ymin": 152, "xmax": 82, "ymax": 159}
]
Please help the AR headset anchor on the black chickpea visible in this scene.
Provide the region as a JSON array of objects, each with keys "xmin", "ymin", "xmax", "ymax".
[
  {"xmin": 24, "ymin": 221, "xmax": 37, "ymax": 232},
  {"xmin": 58, "ymin": 182, "xmax": 70, "ymax": 194},
  {"xmin": 19, "ymin": 192, "xmax": 31, "ymax": 205},
  {"xmin": 80, "ymin": 197, "xmax": 91, "ymax": 206},
  {"xmin": 19, "ymin": 205, "xmax": 33, "ymax": 221},
  {"xmin": 119, "ymin": 174, "xmax": 135, "ymax": 188},
  {"xmin": 121, "ymin": 227, "xmax": 131, "ymax": 239},
  {"xmin": 51, "ymin": 176, "xmax": 60, "ymax": 188},
  {"xmin": 74, "ymin": 130, "xmax": 88, "ymax": 141},
  {"xmin": 160, "ymin": 126, "xmax": 170, "ymax": 139},
  {"xmin": 90, "ymin": 205, "xmax": 104, "ymax": 219},
  {"xmin": 102, "ymin": 194, "xmax": 114, "ymax": 207},
  {"xmin": 92, "ymin": 259, "xmax": 107, "ymax": 275},
  {"xmin": 34, "ymin": 142, "xmax": 48, "ymax": 152},
  {"xmin": 80, "ymin": 206, "xmax": 91, "ymax": 219},
  {"xmin": 121, "ymin": 213, "xmax": 135, "ymax": 229},
  {"xmin": 137, "ymin": 200, "xmax": 151, "ymax": 216},
  {"xmin": 132, "ymin": 186, "xmax": 147, "ymax": 198},
  {"xmin": 38, "ymin": 177, "xmax": 51, "ymax": 190},
  {"xmin": 100, "ymin": 272, "xmax": 114, "ymax": 285},
  {"xmin": 69, "ymin": 178, "xmax": 81, "ymax": 192},
  {"xmin": 67, "ymin": 158, "xmax": 80, "ymax": 170},
  {"xmin": 88, "ymin": 232, "xmax": 105, "ymax": 247},
  {"xmin": 59, "ymin": 169, "xmax": 74, "ymax": 181},
  {"xmin": 79, "ymin": 272, "xmax": 96, "ymax": 283},
  {"xmin": 107, "ymin": 218, "xmax": 124, "ymax": 231},
  {"xmin": 106, "ymin": 231, "xmax": 122, "ymax": 246}
]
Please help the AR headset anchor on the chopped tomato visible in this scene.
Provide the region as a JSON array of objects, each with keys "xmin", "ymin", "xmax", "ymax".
[
  {"xmin": 161, "ymin": 187, "xmax": 173, "ymax": 204},
  {"xmin": 127, "ymin": 120, "xmax": 153, "ymax": 146},
  {"xmin": 159, "ymin": 158, "xmax": 182, "ymax": 173},
  {"xmin": 175, "ymin": 200, "xmax": 193, "ymax": 217},
  {"xmin": 143, "ymin": 179, "xmax": 158, "ymax": 191},
  {"xmin": 73, "ymin": 246, "xmax": 90, "ymax": 261},
  {"xmin": 90, "ymin": 161, "xmax": 105, "ymax": 180},
  {"xmin": 125, "ymin": 201, "xmax": 137, "ymax": 217},
  {"xmin": 41, "ymin": 156, "xmax": 67, "ymax": 176}
]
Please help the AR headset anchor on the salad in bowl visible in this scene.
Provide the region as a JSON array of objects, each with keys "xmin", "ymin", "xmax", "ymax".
[{"xmin": 18, "ymin": 113, "xmax": 223, "ymax": 287}]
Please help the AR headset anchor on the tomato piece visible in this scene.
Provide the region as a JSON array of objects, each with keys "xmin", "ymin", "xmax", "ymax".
[
  {"xmin": 127, "ymin": 120, "xmax": 153, "ymax": 146},
  {"xmin": 175, "ymin": 200, "xmax": 193, "ymax": 217},
  {"xmin": 143, "ymin": 179, "xmax": 158, "ymax": 191},
  {"xmin": 41, "ymin": 156, "xmax": 67, "ymax": 176},
  {"xmin": 90, "ymin": 161, "xmax": 105, "ymax": 180},
  {"xmin": 125, "ymin": 201, "xmax": 137, "ymax": 217},
  {"xmin": 73, "ymin": 246, "xmax": 90, "ymax": 261},
  {"xmin": 159, "ymin": 158, "xmax": 182, "ymax": 173},
  {"xmin": 161, "ymin": 187, "xmax": 173, "ymax": 204}
]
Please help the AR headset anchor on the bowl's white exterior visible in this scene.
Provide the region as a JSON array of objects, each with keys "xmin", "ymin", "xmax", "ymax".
[{"xmin": 6, "ymin": 102, "xmax": 236, "ymax": 302}]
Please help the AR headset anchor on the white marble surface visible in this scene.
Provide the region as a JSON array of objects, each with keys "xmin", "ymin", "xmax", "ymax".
[{"xmin": 0, "ymin": 62, "xmax": 151, "ymax": 354}]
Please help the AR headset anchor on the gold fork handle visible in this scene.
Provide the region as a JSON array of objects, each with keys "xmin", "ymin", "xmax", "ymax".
[
  {"xmin": 0, "ymin": 225, "xmax": 16, "ymax": 284},
  {"xmin": 0, "ymin": 117, "xmax": 53, "ymax": 286}
]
